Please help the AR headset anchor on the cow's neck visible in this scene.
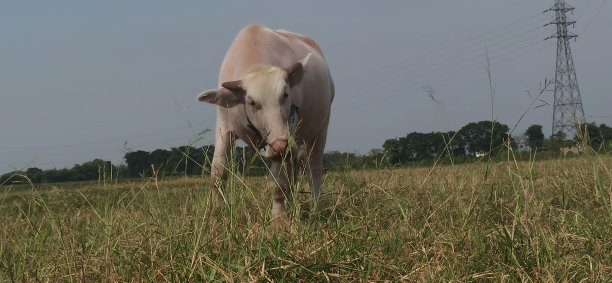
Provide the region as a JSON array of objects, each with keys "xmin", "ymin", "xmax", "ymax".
[{"xmin": 243, "ymin": 103, "xmax": 265, "ymax": 149}]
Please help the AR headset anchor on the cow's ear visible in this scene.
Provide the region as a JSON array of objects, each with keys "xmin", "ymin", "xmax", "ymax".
[
  {"xmin": 284, "ymin": 53, "xmax": 311, "ymax": 87},
  {"xmin": 197, "ymin": 80, "xmax": 245, "ymax": 108}
]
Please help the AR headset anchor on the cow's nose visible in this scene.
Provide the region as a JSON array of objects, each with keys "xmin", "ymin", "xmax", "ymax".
[{"xmin": 270, "ymin": 139, "xmax": 288, "ymax": 156}]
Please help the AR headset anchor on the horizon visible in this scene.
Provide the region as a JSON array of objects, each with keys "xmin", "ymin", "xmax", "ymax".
[{"xmin": 3, "ymin": 118, "xmax": 606, "ymax": 174}]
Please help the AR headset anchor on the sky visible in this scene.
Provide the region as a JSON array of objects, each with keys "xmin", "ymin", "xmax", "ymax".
[{"xmin": 1, "ymin": 1, "xmax": 611, "ymax": 173}]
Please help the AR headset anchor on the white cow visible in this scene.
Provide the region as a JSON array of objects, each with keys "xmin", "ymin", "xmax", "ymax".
[
  {"xmin": 197, "ymin": 24, "xmax": 334, "ymax": 218},
  {"xmin": 560, "ymin": 146, "xmax": 582, "ymax": 156},
  {"xmin": 475, "ymin": 151, "xmax": 487, "ymax": 158}
]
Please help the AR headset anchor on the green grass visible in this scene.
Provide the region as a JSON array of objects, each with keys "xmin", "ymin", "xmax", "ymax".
[{"xmin": 1, "ymin": 152, "xmax": 611, "ymax": 281}]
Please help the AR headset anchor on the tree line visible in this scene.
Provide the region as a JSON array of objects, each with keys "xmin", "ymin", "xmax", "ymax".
[
  {"xmin": 0, "ymin": 145, "xmax": 267, "ymax": 185},
  {"xmin": 383, "ymin": 120, "xmax": 511, "ymax": 165},
  {"xmin": 2, "ymin": 121, "xmax": 611, "ymax": 185},
  {"xmin": 382, "ymin": 121, "xmax": 612, "ymax": 166},
  {"xmin": 0, "ymin": 159, "xmax": 117, "ymax": 185},
  {"xmin": 123, "ymin": 145, "xmax": 268, "ymax": 177}
]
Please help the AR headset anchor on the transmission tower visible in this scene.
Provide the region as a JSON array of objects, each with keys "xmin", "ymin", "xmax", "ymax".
[{"xmin": 544, "ymin": 0, "xmax": 586, "ymax": 139}]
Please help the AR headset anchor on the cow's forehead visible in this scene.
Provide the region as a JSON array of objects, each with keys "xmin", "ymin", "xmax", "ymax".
[{"xmin": 242, "ymin": 66, "xmax": 287, "ymax": 99}]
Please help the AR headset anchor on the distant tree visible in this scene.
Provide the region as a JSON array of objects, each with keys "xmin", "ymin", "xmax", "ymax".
[
  {"xmin": 525, "ymin": 124, "xmax": 545, "ymax": 151},
  {"xmin": 43, "ymin": 168, "xmax": 68, "ymax": 183},
  {"xmin": 0, "ymin": 171, "xmax": 18, "ymax": 184},
  {"xmin": 584, "ymin": 123, "xmax": 601, "ymax": 149},
  {"xmin": 600, "ymin": 124, "xmax": 612, "ymax": 139},
  {"xmin": 149, "ymin": 149, "xmax": 172, "ymax": 173},
  {"xmin": 65, "ymin": 159, "xmax": 114, "ymax": 181},
  {"xmin": 457, "ymin": 121, "xmax": 510, "ymax": 156},
  {"xmin": 546, "ymin": 130, "xmax": 567, "ymax": 153},
  {"xmin": 368, "ymin": 148, "xmax": 382, "ymax": 157},
  {"xmin": 600, "ymin": 124, "xmax": 612, "ymax": 151},
  {"xmin": 406, "ymin": 132, "xmax": 445, "ymax": 160},
  {"xmin": 26, "ymin": 167, "xmax": 43, "ymax": 175},
  {"xmin": 187, "ymin": 146, "xmax": 206, "ymax": 175},
  {"xmin": 115, "ymin": 164, "xmax": 128, "ymax": 178},
  {"xmin": 582, "ymin": 123, "xmax": 612, "ymax": 151},
  {"xmin": 457, "ymin": 122, "xmax": 487, "ymax": 155},
  {"xmin": 169, "ymin": 146, "xmax": 200, "ymax": 175},
  {"xmin": 445, "ymin": 131, "xmax": 466, "ymax": 157},
  {"xmin": 23, "ymin": 167, "xmax": 44, "ymax": 183},
  {"xmin": 382, "ymin": 138, "xmax": 402, "ymax": 165},
  {"xmin": 355, "ymin": 148, "xmax": 387, "ymax": 168},
  {"xmin": 424, "ymin": 132, "xmax": 448, "ymax": 158},
  {"xmin": 124, "ymin": 150, "xmax": 151, "ymax": 177},
  {"xmin": 403, "ymin": 132, "xmax": 427, "ymax": 161},
  {"xmin": 323, "ymin": 151, "xmax": 358, "ymax": 168},
  {"xmin": 382, "ymin": 132, "xmax": 450, "ymax": 164}
]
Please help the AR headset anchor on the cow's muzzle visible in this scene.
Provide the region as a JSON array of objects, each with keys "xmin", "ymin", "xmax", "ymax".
[{"xmin": 268, "ymin": 138, "xmax": 288, "ymax": 159}]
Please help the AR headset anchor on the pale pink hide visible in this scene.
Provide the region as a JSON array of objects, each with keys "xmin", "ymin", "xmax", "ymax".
[{"xmin": 197, "ymin": 24, "xmax": 334, "ymax": 217}]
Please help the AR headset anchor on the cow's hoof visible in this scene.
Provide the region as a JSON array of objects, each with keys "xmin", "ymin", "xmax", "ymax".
[
  {"xmin": 269, "ymin": 213, "xmax": 297, "ymax": 235},
  {"xmin": 271, "ymin": 205, "xmax": 288, "ymax": 220}
]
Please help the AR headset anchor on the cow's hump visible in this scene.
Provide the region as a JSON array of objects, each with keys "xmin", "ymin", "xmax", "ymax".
[{"xmin": 274, "ymin": 29, "xmax": 324, "ymax": 57}]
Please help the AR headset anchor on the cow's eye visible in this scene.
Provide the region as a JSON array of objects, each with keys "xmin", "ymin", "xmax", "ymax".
[
  {"xmin": 283, "ymin": 92, "xmax": 289, "ymax": 98},
  {"xmin": 248, "ymin": 100, "xmax": 256, "ymax": 106}
]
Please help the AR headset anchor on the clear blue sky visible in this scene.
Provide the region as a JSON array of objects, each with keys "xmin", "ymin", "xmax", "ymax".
[{"xmin": 1, "ymin": 1, "xmax": 610, "ymax": 173}]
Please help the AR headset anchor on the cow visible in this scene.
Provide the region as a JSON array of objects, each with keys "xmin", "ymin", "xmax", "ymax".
[
  {"xmin": 560, "ymin": 145, "xmax": 582, "ymax": 156},
  {"xmin": 197, "ymin": 24, "xmax": 334, "ymax": 218},
  {"xmin": 475, "ymin": 151, "xmax": 487, "ymax": 158}
]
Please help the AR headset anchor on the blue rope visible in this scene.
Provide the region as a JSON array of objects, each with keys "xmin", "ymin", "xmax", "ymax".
[{"xmin": 289, "ymin": 103, "xmax": 299, "ymax": 127}]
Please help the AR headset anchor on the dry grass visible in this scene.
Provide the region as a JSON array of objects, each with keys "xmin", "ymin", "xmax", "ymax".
[{"xmin": 1, "ymin": 154, "xmax": 611, "ymax": 281}]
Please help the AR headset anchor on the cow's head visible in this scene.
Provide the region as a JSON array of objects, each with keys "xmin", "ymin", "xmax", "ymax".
[{"xmin": 198, "ymin": 54, "xmax": 310, "ymax": 159}]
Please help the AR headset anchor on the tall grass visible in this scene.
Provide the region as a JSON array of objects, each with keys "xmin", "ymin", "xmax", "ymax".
[{"xmin": 1, "ymin": 150, "xmax": 610, "ymax": 281}]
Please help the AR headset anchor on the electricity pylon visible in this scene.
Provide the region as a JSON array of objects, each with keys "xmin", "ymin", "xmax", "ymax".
[{"xmin": 545, "ymin": 0, "xmax": 586, "ymax": 139}]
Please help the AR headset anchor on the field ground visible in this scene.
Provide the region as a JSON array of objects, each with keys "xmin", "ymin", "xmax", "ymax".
[{"xmin": 1, "ymin": 154, "xmax": 611, "ymax": 281}]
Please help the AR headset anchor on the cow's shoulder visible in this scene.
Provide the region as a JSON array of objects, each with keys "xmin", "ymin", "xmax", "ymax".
[
  {"xmin": 234, "ymin": 24, "xmax": 268, "ymax": 44},
  {"xmin": 240, "ymin": 24, "xmax": 267, "ymax": 35},
  {"xmin": 274, "ymin": 29, "xmax": 324, "ymax": 57}
]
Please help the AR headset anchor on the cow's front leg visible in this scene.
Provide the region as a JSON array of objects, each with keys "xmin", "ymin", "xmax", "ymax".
[
  {"xmin": 308, "ymin": 152, "xmax": 324, "ymax": 207},
  {"xmin": 308, "ymin": 129, "xmax": 327, "ymax": 208},
  {"xmin": 269, "ymin": 160, "xmax": 292, "ymax": 219},
  {"xmin": 210, "ymin": 128, "xmax": 234, "ymax": 207}
]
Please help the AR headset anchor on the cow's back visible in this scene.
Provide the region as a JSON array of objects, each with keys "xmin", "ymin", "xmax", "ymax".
[
  {"xmin": 274, "ymin": 29, "xmax": 324, "ymax": 58},
  {"xmin": 219, "ymin": 24, "xmax": 325, "ymax": 83}
]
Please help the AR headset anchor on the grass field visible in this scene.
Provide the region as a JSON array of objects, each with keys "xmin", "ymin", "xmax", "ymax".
[{"xmin": 1, "ymin": 152, "xmax": 611, "ymax": 281}]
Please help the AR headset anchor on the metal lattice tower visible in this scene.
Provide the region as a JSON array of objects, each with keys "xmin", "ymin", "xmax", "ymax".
[{"xmin": 544, "ymin": 0, "xmax": 586, "ymax": 139}]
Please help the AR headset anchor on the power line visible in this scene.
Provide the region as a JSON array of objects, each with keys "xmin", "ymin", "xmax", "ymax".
[
  {"xmin": 334, "ymin": 14, "xmax": 548, "ymax": 87},
  {"xmin": 575, "ymin": 0, "xmax": 594, "ymax": 22},
  {"xmin": 334, "ymin": 39, "xmax": 554, "ymax": 114},
  {"xmin": 340, "ymin": 26, "xmax": 548, "ymax": 93},
  {"xmin": 323, "ymin": 5, "xmax": 545, "ymax": 55},
  {"xmin": 332, "ymin": 29, "xmax": 552, "ymax": 112},
  {"xmin": 330, "ymin": 12, "xmax": 551, "ymax": 110},
  {"xmin": 578, "ymin": 0, "xmax": 608, "ymax": 34}
]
